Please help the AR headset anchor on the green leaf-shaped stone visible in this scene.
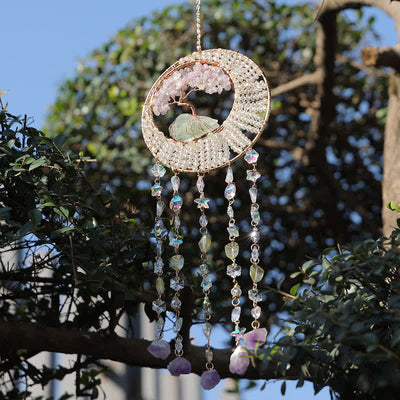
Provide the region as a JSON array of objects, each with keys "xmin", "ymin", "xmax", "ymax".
[{"xmin": 169, "ymin": 113, "xmax": 220, "ymax": 142}]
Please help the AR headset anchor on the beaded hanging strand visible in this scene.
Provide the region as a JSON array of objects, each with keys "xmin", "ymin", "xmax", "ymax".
[
  {"xmin": 244, "ymin": 149, "xmax": 264, "ymax": 329},
  {"xmin": 224, "ymin": 166, "xmax": 245, "ymax": 342},
  {"xmin": 147, "ymin": 163, "xmax": 170, "ymax": 361},
  {"xmin": 196, "ymin": 174, "xmax": 221, "ymax": 389}
]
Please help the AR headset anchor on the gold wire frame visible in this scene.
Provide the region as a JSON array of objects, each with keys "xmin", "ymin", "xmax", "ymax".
[{"xmin": 141, "ymin": 48, "xmax": 271, "ymax": 173}]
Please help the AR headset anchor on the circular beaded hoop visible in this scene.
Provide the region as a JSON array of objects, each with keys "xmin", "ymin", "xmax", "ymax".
[{"xmin": 141, "ymin": 48, "xmax": 271, "ymax": 173}]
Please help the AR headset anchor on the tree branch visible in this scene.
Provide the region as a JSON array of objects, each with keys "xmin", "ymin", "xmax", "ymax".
[
  {"xmin": 271, "ymin": 71, "xmax": 322, "ymax": 98},
  {"xmin": 361, "ymin": 45, "xmax": 400, "ymax": 72},
  {"xmin": 0, "ymin": 321, "xmax": 303, "ymax": 381}
]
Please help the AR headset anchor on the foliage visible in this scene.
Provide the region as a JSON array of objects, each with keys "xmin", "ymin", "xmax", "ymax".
[{"xmin": 263, "ymin": 228, "xmax": 400, "ymax": 400}]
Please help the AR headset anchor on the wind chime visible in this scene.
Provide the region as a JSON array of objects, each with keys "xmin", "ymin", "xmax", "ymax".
[{"xmin": 143, "ymin": 0, "xmax": 271, "ymax": 390}]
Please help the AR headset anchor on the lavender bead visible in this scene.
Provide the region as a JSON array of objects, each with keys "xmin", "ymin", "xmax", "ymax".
[
  {"xmin": 167, "ymin": 357, "xmax": 192, "ymax": 376},
  {"xmin": 229, "ymin": 345, "xmax": 250, "ymax": 375},
  {"xmin": 200, "ymin": 369, "xmax": 221, "ymax": 390},
  {"xmin": 147, "ymin": 339, "xmax": 171, "ymax": 360},
  {"xmin": 243, "ymin": 328, "xmax": 268, "ymax": 350}
]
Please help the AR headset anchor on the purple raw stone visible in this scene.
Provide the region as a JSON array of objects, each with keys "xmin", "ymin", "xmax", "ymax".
[
  {"xmin": 147, "ymin": 339, "xmax": 171, "ymax": 360},
  {"xmin": 229, "ymin": 345, "xmax": 250, "ymax": 375},
  {"xmin": 200, "ymin": 369, "xmax": 221, "ymax": 390},
  {"xmin": 167, "ymin": 356, "xmax": 192, "ymax": 376},
  {"xmin": 243, "ymin": 328, "xmax": 268, "ymax": 350}
]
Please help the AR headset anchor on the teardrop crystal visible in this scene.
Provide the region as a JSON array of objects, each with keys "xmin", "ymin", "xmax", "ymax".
[
  {"xmin": 249, "ymin": 187, "xmax": 257, "ymax": 203},
  {"xmin": 225, "ymin": 242, "xmax": 239, "ymax": 260},
  {"xmin": 225, "ymin": 167, "xmax": 233, "ymax": 184},
  {"xmin": 171, "ymin": 175, "xmax": 180, "ymax": 192},
  {"xmin": 156, "ymin": 200, "xmax": 165, "ymax": 217}
]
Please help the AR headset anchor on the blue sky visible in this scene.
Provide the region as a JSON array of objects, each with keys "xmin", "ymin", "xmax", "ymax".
[{"xmin": 0, "ymin": 1, "xmax": 397, "ymax": 399}]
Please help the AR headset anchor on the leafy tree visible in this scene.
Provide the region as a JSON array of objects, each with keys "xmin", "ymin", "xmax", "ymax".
[{"xmin": 1, "ymin": 0, "xmax": 400, "ymax": 399}]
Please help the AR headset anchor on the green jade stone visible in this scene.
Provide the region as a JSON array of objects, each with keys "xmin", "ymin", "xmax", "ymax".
[
  {"xmin": 199, "ymin": 235, "xmax": 211, "ymax": 253},
  {"xmin": 250, "ymin": 265, "xmax": 264, "ymax": 283},
  {"xmin": 225, "ymin": 242, "xmax": 239, "ymax": 260},
  {"xmin": 169, "ymin": 113, "xmax": 220, "ymax": 142}
]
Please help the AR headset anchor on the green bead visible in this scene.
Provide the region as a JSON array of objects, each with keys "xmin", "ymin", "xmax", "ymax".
[
  {"xmin": 250, "ymin": 265, "xmax": 264, "ymax": 283},
  {"xmin": 199, "ymin": 235, "xmax": 211, "ymax": 253},
  {"xmin": 170, "ymin": 255, "xmax": 184, "ymax": 271},
  {"xmin": 225, "ymin": 242, "xmax": 239, "ymax": 260},
  {"xmin": 156, "ymin": 277, "xmax": 165, "ymax": 294}
]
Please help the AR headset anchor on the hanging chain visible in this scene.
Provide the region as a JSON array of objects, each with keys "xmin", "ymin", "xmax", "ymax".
[{"xmin": 196, "ymin": 0, "xmax": 202, "ymax": 52}]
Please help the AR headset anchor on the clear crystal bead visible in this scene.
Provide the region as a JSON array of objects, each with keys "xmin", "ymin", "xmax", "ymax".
[
  {"xmin": 248, "ymin": 289, "xmax": 263, "ymax": 303},
  {"xmin": 246, "ymin": 170, "xmax": 261, "ymax": 182},
  {"xmin": 154, "ymin": 220, "xmax": 163, "ymax": 236},
  {"xmin": 244, "ymin": 149, "xmax": 259, "ymax": 164},
  {"xmin": 169, "ymin": 195, "xmax": 183, "ymax": 212},
  {"xmin": 199, "ymin": 214, "xmax": 208, "ymax": 227},
  {"xmin": 203, "ymin": 322, "xmax": 212, "ymax": 338},
  {"xmin": 171, "ymin": 297, "xmax": 182, "ymax": 310},
  {"xmin": 156, "ymin": 200, "xmax": 165, "ymax": 217},
  {"xmin": 251, "ymin": 228, "xmax": 260, "ymax": 243},
  {"xmin": 174, "ymin": 215, "xmax": 181, "ymax": 228},
  {"xmin": 201, "ymin": 275, "xmax": 212, "ymax": 291},
  {"xmin": 152, "ymin": 299, "xmax": 166, "ymax": 313},
  {"xmin": 170, "ymin": 278, "xmax": 184, "ymax": 291},
  {"xmin": 227, "ymin": 205, "xmax": 234, "ymax": 218},
  {"xmin": 227, "ymin": 263, "xmax": 242, "ymax": 278},
  {"xmin": 251, "ymin": 204, "xmax": 260, "ymax": 224},
  {"xmin": 249, "ymin": 187, "xmax": 258, "ymax": 203},
  {"xmin": 171, "ymin": 175, "xmax": 180, "ymax": 192},
  {"xmin": 225, "ymin": 242, "xmax": 239, "ymax": 260},
  {"xmin": 251, "ymin": 305, "xmax": 261, "ymax": 319},
  {"xmin": 227, "ymin": 223, "xmax": 239, "ymax": 238},
  {"xmin": 175, "ymin": 337, "xmax": 183, "ymax": 352},
  {"xmin": 199, "ymin": 263, "xmax": 208, "ymax": 274},
  {"xmin": 197, "ymin": 175, "xmax": 205, "ymax": 193},
  {"xmin": 224, "ymin": 183, "xmax": 236, "ymax": 200},
  {"xmin": 169, "ymin": 255, "xmax": 184, "ymax": 271},
  {"xmin": 156, "ymin": 241, "xmax": 162, "ymax": 257},
  {"xmin": 151, "ymin": 164, "xmax": 166, "ymax": 177},
  {"xmin": 154, "ymin": 259, "xmax": 164, "ymax": 274},
  {"xmin": 199, "ymin": 235, "xmax": 211, "ymax": 253},
  {"xmin": 151, "ymin": 184, "xmax": 163, "ymax": 197},
  {"xmin": 173, "ymin": 317, "xmax": 183, "ymax": 333},
  {"xmin": 205, "ymin": 349, "xmax": 213, "ymax": 362},
  {"xmin": 231, "ymin": 306, "xmax": 241, "ymax": 322},
  {"xmin": 156, "ymin": 317, "xmax": 165, "ymax": 333},
  {"xmin": 225, "ymin": 167, "xmax": 233, "ymax": 183},
  {"xmin": 231, "ymin": 285, "xmax": 242, "ymax": 297}
]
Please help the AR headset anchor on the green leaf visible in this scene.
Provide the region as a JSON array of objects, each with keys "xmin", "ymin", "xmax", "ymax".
[
  {"xmin": 387, "ymin": 201, "xmax": 400, "ymax": 213},
  {"xmin": 29, "ymin": 158, "xmax": 46, "ymax": 171},
  {"xmin": 28, "ymin": 209, "xmax": 42, "ymax": 226},
  {"xmin": 290, "ymin": 283, "xmax": 300, "ymax": 296}
]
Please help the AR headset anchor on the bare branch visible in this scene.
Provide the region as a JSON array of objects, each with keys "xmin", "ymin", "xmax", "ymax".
[
  {"xmin": 271, "ymin": 71, "xmax": 322, "ymax": 98},
  {"xmin": 361, "ymin": 45, "xmax": 400, "ymax": 72}
]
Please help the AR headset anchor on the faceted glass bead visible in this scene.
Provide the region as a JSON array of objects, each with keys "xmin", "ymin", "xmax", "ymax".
[
  {"xmin": 156, "ymin": 317, "xmax": 165, "ymax": 334},
  {"xmin": 173, "ymin": 317, "xmax": 183, "ymax": 333},
  {"xmin": 251, "ymin": 306, "xmax": 262, "ymax": 319},
  {"xmin": 152, "ymin": 299, "xmax": 166, "ymax": 313},
  {"xmin": 227, "ymin": 263, "xmax": 242, "ymax": 278},
  {"xmin": 250, "ymin": 265, "xmax": 264, "ymax": 283},
  {"xmin": 175, "ymin": 336, "xmax": 183, "ymax": 352},
  {"xmin": 227, "ymin": 223, "xmax": 239, "ymax": 238},
  {"xmin": 199, "ymin": 235, "xmax": 211, "ymax": 253},
  {"xmin": 244, "ymin": 149, "xmax": 259, "ymax": 164},
  {"xmin": 156, "ymin": 200, "xmax": 165, "ymax": 217},
  {"xmin": 168, "ymin": 230, "xmax": 182, "ymax": 248},
  {"xmin": 251, "ymin": 228, "xmax": 260, "ymax": 243},
  {"xmin": 199, "ymin": 263, "xmax": 208, "ymax": 274},
  {"xmin": 151, "ymin": 184, "xmax": 163, "ymax": 197},
  {"xmin": 203, "ymin": 297, "xmax": 211, "ymax": 308},
  {"xmin": 199, "ymin": 214, "xmax": 208, "ymax": 227},
  {"xmin": 249, "ymin": 187, "xmax": 258, "ymax": 203},
  {"xmin": 156, "ymin": 241, "xmax": 162, "ymax": 257},
  {"xmin": 156, "ymin": 277, "xmax": 165, "ymax": 294},
  {"xmin": 224, "ymin": 183, "xmax": 236, "ymax": 200},
  {"xmin": 225, "ymin": 242, "xmax": 239, "ymax": 260},
  {"xmin": 171, "ymin": 297, "xmax": 182, "ymax": 310},
  {"xmin": 174, "ymin": 215, "xmax": 181, "ymax": 228},
  {"xmin": 154, "ymin": 220, "xmax": 163, "ymax": 236},
  {"xmin": 171, "ymin": 175, "xmax": 180, "ymax": 192},
  {"xmin": 227, "ymin": 205, "xmax": 234, "ymax": 218},
  {"xmin": 203, "ymin": 322, "xmax": 212, "ymax": 338},
  {"xmin": 170, "ymin": 255, "xmax": 184, "ymax": 271},
  {"xmin": 170, "ymin": 278, "xmax": 184, "ymax": 291},
  {"xmin": 197, "ymin": 175, "xmax": 205, "ymax": 193},
  {"xmin": 248, "ymin": 289, "xmax": 263, "ymax": 303},
  {"xmin": 205, "ymin": 349, "xmax": 214, "ymax": 362},
  {"xmin": 251, "ymin": 248, "xmax": 260, "ymax": 263},
  {"xmin": 251, "ymin": 204, "xmax": 260, "ymax": 224},
  {"xmin": 151, "ymin": 164, "xmax": 166, "ymax": 177},
  {"xmin": 231, "ymin": 306, "xmax": 241, "ymax": 322},
  {"xmin": 169, "ymin": 195, "xmax": 183, "ymax": 212},
  {"xmin": 231, "ymin": 285, "xmax": 242, "ymax": 297},
  {"xmin": 194, "ymin": 196, "xmax": 210, "ymax": 209},
  {"xmin": 154, "ymin": 259, "xmax": 164, "ymax": 274},
  {"xmin": 201, "ymin": 275, "xmax": 212, "ymax": 291},
  {"xmin": 246, "ymin": 170, "xmax": 261, "ymax": 182},
  {"xmin": 225, "ymin": 167, "xmax": 233, "ymax": 184}
]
